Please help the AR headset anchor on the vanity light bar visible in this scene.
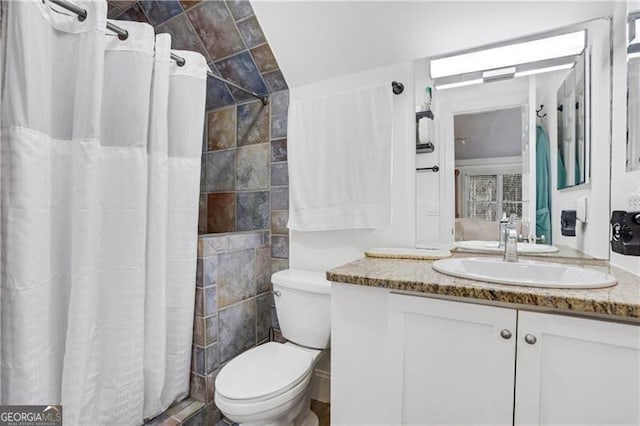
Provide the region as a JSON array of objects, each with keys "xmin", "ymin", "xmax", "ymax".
[
  {"xmin": 434, "ymin": 55, "xmax": 579, "ymax": 91},
  {"xmin": 434, "ymin": 79, "xmax": 483, "ymax": 90},
  {"xmin": 430, "ymin": 30, "xmax": 586, "ymax": 79},
  {"xmin": 514, "ymin": 62, "xmax": 575, "ymax": 77}
]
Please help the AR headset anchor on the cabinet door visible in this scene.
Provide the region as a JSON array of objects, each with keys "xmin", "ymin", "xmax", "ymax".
[
  {"xmin": 387, "ymin": 294, "xmax": 517, "ymax": 425},
  {"xmin": 515, "ymin": 311, "xmax": 640, "ymax": 425}
]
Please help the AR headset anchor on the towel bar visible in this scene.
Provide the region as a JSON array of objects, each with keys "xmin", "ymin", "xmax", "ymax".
[{"xmin": 417, "ymin": 166, "xmax": 439, "ymax": 172}]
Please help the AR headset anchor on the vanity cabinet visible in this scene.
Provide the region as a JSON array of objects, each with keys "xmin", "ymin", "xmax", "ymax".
[
  {"xmin": 387, "ymin": 294, "xmax": 517, "ymax": 425},
  {"xmin": 331, "ymin": 284, "xmax": 640, "ymax": 425},
  {"xmin": 515, "ymin": 311, "xmax": 640, "ymax": 425}
]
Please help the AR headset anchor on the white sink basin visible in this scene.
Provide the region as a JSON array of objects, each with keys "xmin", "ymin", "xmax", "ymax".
[
  {"xmin": 432, "ymin": 257, "xmax": 617, "ymax": 289},
  {"xmin": 454, "ymin": 240, "xmax": 559, "ymax": 254}
]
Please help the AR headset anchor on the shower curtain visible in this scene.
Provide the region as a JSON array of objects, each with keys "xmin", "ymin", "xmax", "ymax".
[{"xmin": 0, "ymin": 1, "xmax": 206, "ymax": 424}]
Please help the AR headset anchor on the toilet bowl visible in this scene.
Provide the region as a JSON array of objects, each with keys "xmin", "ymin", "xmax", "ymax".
[{"xmin": 214, "ymin": 269, "xmax": 331, "ymax": 426}]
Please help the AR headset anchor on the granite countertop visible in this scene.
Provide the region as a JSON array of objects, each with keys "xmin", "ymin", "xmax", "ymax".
[{"xmin": 327, "ymin": 256, "xmax": 640, "ymax": 320}]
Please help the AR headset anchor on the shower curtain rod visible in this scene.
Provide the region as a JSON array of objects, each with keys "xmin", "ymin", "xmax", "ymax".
[{"xmin": 49, "ymin": 0, "xmax": 270, "ymax": 105}]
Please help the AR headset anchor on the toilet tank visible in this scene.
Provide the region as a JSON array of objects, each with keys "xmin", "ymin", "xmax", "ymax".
[{"xmin": 272, "ymin": 269, "xmax": 331, "ymax": 349}]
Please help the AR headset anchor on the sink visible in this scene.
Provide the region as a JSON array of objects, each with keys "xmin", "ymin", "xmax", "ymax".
[
  {"xmin": 454, "ymin": 240, "xmax": 559, "ymax": 254},
  {"xmin": 432, "ymin": 257, "xmax": 616, "ymax": 289}
]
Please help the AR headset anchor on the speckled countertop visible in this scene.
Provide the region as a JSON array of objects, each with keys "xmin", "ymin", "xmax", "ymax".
[{"xmin": 327, "ymin": 256, "xmax": 640, "ymax": 320}]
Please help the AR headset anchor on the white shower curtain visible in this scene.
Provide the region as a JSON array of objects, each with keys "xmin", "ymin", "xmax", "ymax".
[{"xmin": 0, "ymin": 1, "xmax": 206, "ymax": 424}]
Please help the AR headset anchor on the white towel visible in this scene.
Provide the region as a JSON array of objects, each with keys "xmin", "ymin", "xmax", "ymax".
[{"xmin": 287, "ymin": 83, "xmax": 394, "ymax": 231}]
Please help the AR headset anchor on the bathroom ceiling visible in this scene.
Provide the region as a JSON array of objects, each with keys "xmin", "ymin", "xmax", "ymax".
[
  {"xmin": 252, "ymin": 1, "xmax": 614, "ymax": 88},
  {"xmin": 454, "ymin": 108, "xmax": 522, "ymax": 161}
]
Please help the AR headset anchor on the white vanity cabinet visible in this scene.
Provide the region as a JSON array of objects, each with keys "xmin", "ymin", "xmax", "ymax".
[
  {"xmin": 387, "ymin": 294, "xmax": 517, "ymax": 425},
  {"xmin": 515, "ymin": 311, "xmax": 640, "ymax": 425},
  {"xmin": 331, "ymin": 284, "xmax": 640, "ymax": 425}
]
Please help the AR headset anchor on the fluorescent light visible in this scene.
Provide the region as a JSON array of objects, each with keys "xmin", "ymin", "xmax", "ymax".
[
  {"xmin": 514, "ymin": 63, "xmax": 574, "ymax": 77},
  {"xmin": 431, "ymin": 30, "xmax": 585, "ymax": 78},
  {"xmin": 435, "ymin": 79, "xmax": 483, "ymax": 90}
]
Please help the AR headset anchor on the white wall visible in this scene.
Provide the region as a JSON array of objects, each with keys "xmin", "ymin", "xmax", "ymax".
[
  {"xmin": 535, "ymin": 18, "xmax": 611, "ymax": 259},
  {"xmin": 288, "ymin": 63, "xmax": 416, "ymax": 272},
  {"xmin": 611, "ymin": 2, "xmax": 640, "ymax": 275},
  {"xmin": 253, "ymin": 1, "xmax": 615, "ymax": 88}
]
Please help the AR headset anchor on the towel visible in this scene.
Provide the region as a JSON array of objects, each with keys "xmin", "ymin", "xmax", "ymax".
[{"xmin": 287, "ymin": 83, "xmax": 394, "ymax": 231}]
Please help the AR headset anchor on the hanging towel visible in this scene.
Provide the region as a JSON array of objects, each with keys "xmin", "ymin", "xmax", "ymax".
[
  {"xmin": 536, "ymin": 125, "xmax": 552, "ymax": 244},
  {"xmin": 288, "ymin": 83, "xmax": 393, "ymax": 231}
]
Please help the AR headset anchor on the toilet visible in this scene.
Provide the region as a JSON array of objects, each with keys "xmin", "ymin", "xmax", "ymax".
[{"xmin": 214, "ymin": 269, "xmax": 331, "ymax": 426}]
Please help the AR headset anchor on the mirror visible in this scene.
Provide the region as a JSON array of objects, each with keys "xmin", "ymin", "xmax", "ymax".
[
  {"xmin": 414, "ymin": 17, "xmax": 612, "ymax": 260},
  {"xmin": 557, "ymin": 52, "xmax": 588, "ymax": 188},
  {"xmin": 628, "ymin": 57, "xmax": 640, "ymax": 171}
]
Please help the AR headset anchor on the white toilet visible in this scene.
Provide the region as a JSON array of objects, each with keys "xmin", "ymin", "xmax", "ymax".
[{"xmin": 214, "ymin": 269, "xmax": 331, "ymax": 426}]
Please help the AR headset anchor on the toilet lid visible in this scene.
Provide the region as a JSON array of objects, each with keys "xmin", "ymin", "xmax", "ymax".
[{"xmin": 215, "ymin": 342, "xmax": 314, "ymax": 401}]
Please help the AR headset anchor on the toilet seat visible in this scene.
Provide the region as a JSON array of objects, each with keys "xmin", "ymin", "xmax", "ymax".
[
  {"xmin": 214, "ymin": 343, "xmax": 319, "ymax": 423},
  {"xmin": 216, "ymin": 342, "xmax": 315, "ymax": 402}
]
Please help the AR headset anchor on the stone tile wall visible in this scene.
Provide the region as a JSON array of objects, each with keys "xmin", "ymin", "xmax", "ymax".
[
  {"xmin": 189, "ymin": 231, "xmax": 272, "ymax": 407},
  {"xmin": 108, "ymin": 0, "xmax": 290, "ymax": 419}
]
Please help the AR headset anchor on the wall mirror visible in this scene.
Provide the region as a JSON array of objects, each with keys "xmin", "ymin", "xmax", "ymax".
[
  {"xmin": 557, "ymin": 52, "xmax": 588, "ymax": 188},
  {"xmin": 628, "ymin": 13, "xmax": 640, "ymax": 171},
  {"xmin": 414, "ymin": 17, "xmax": 612, "ymax": 260}
]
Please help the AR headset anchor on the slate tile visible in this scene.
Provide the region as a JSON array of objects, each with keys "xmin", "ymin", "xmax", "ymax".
[
  {"xmin": 187, "ymin": 1, "xmax": 245, "ymax": 60},
  {"xmin": 269, "ymin": 90, "xmax": 289, "ymax": 115},
  {"xmin": 236, "ymin": 15, "xmax": 266, "ymax": 48},
  {"xmin": 206, "ymin": 314, "xmax": 218, "ymax": 344},
  {"xmin": 156, "ymin": 14, "xmax": 209, "ymax": 61},
  {"xmin": 271, "ymin": 139, "xmax": 287, "ymax": 162},
  {"xmin": 271, "ymin": 113, "xmax": 287, "ymax": 139},
  {"xmin": 255, "ymin": 246, "xmax": 271, "ymax": 294},
  {"xmin": 225, "ymin": 0, "xmax": 253, "ymax": 20},
  {"xmin": 256, "ymin": 293, "xmax": 271, "ymax": 342},
  {"xmin": 115, "ymin": 3, "xmax": 149, "ymax": 22},
  {"xmin": 271, "ymin": 258, "xmax": 289, "ymax": 274},
  {"xmin": 271, "ymin": 162, "xmax": 289, "ymax": 186},
  {"xmin": 208, "ymin": 107, "xmax": 236, "ymax": 151},
  {"xmin": 217, "ymin": 248, "xmax": 255, "ymax": 307},
  {"xmin": 236, "ymin": 143, "xmax": 270, "ymax": 190},
  {"xmin": 236, "ymin": 191, "xmax": 270, "ymax": 231},
  {"xmin": 250, "ymin": 44, "xmax": 279, "ymax": 73},
  {"xmin": 270, "ymin": 187, "xmax": 289, "ymax": 210},
  {"xmin": 219, "ymin": 299, "xmax": 256, "ymax": 363},
  {"xmin": 271, "ymin": 235, "xmax": 289, "ymax": 259},
  {"xmin": 271, "ymin": 210, "xmax": 288, "ymax": 235},
  {"xmin": 139, "ymin": 0, "xmax": 183, "ymax": 26},
  {"xmin": 207, "ymin": 192, "xmax": 235, "ymax": 233},
  {"xmin": 237, "ymin": 101, "xmax": 269, "ymax": 146},
  {"xmin": 204, "ymin": 150, "xmax": 235, "ymax": 192},
  {"xmin": 215, "ymin": 52, "xmax": 268, "ymax": 103},
  {"xmin": 263, "ymin": 70, "xmax": 288, "ymax": 93}
]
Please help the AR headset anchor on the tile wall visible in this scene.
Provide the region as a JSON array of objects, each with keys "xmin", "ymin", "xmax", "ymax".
[
  {"xmin": 190, "ymin": 231, "xmax": 272, "ymax": 410},
  {"xmin": 108, "ymin": 0, "xmax": 290, "ymax": 423}
]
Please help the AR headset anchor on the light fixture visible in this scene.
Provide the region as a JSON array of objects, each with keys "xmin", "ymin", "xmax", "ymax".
[
  {"xmin": 483, "ymin": 67, "xmax": 516, "ymax": 82},
  {"xmin": 430, "ymin": 30, "xmax": 586, "ymax": 79},
  {"xmin": 434, "ymin": 79, "xmax": 483, "ymax": 91},
  {"xmin": 514, "ymin": 62, "xmax": 574, "ymax": 77}
]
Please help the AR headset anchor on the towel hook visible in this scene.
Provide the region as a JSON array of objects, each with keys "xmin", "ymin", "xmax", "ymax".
[
  {"xmin": 536, "ymin": 104, "xmax": 547, "ymax": 119},
  {"xmin": 392, "ymin": 81, "xmax": 404, "ymax": 95}
]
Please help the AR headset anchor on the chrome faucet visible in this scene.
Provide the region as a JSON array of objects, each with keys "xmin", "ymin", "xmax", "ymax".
[
  {"xmin": 498, "ymin": 212, "xmax": 508, "ymax": 249},
  {"xmin": 503, "ymin": 214, "xmax": 518, "ymax": 263}
]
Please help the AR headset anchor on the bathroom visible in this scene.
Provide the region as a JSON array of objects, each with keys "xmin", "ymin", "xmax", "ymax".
[{"xmin": 0, "ymin": 1, "xmax": 639, "ymax": 425}]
